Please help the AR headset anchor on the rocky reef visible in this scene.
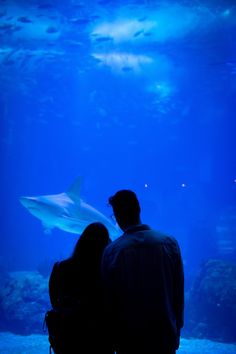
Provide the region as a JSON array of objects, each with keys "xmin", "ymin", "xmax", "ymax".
[
  {"xmin": 184, "ymin": 259, "xmax": 236, "ymax": 342},
  {"xmin": 0, "ymin": 271, "xmax": 50, "ymax": 334}
]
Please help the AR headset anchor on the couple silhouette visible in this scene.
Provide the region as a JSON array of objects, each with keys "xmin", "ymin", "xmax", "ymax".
[{"xmin": 48, "ymin": 189, "xmax": 184, "ymax": 354}]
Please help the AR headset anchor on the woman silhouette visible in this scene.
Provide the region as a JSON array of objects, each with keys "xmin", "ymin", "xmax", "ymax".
[{"xmin": 49, "ymin": 222, "xmax": 112, "ymax": 354}]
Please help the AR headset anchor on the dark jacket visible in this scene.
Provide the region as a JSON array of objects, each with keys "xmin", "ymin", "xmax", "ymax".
[{"xmin": 101, "ymin": 224, "xmax": 184, "ymax": 354}]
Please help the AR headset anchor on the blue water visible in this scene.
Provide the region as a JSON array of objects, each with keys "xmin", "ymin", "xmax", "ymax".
[{"xmin": 1, "ymin": 0, "xmax": 236, "ymax": 351}]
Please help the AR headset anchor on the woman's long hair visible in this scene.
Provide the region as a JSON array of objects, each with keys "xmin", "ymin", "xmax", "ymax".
[{"xmin": 72, "ymin": 222, "xmax": 110, "ymax": 268}]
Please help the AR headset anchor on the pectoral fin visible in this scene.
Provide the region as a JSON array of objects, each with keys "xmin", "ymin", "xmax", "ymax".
[{"xmin": 42, "ymin": 222, "xmax": 53, "ymax": 234}]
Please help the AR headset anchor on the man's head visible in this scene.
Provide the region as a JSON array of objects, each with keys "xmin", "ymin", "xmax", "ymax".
[{"xmin": 108, "ymin": 190, "xmax": 141, "ymax": 230}]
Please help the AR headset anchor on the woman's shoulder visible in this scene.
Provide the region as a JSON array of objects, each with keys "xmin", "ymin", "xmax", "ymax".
[
  {"xmin": 50, "ymin": 257, "xmax": 75, "ymax": 275},
  {"xmin": 57, "ymin": 257, "xmax": 76, "ymax": 271}
]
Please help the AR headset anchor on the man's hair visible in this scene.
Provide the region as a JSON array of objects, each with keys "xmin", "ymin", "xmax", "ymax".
[{"xmin": 109, "ymin": 190, "xmax": 141, "ymax": 222}]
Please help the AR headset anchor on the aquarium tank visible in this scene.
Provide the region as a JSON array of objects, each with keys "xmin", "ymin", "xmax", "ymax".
[{"xmin": 0, "ymin": 0, "xmax": 236, "ymax": 353}]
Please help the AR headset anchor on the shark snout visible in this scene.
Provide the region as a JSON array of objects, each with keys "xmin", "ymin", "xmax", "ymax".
[{"xmin": 19, "ymin": 196, "xmax": 38, "ymax": 209}]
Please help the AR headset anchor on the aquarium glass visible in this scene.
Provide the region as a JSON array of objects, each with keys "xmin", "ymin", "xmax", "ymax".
[{"xmin": 0, "ymin": 0, "xmax": 236, "ymax": 352}]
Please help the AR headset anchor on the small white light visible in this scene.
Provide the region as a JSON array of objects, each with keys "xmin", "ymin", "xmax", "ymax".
[
  {"xmin": 234, "ymin": 179, "xmax": 236, "ymax": 183},
  {"xmin": 181, "ymin": 183, "xmax": 186, "ymax": 188},
  {"xmin": 144, "ymin": 183, "xmax": 148, "ymax": 188}
]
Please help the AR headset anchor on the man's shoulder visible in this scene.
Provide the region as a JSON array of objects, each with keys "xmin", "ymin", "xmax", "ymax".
[
  {"xmin": 152, "ymin": 229, "xmax": 178, "ymax": 243},
  {"xmin": 104, "ymin": 226, "xmax": 178, "ymax": 252},
  {"xmin": 104, "ymin": 234, "xmax": 126, "ymax": 256},
  {"xmin": 152, "ymin": 229, "xmax": 180, "ymax": 247},
  {"xmin": 151, "ymin": 230, "xmax": 182, "ymax": 257}
]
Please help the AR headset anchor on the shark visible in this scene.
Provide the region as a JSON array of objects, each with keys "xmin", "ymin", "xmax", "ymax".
[{"xmin": 19, "ymin": 177, "xmax": 121, "ymax": 240}]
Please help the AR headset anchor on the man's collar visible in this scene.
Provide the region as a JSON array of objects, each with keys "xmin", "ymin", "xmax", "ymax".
[{"xmin": 124, "ymin": 224, "xmax": 151, "ymax": 234}]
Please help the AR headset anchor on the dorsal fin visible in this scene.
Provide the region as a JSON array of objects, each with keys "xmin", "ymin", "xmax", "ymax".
[{"xmin": 67, "ymin": 176, "xmax": 83, "ymax": 205}]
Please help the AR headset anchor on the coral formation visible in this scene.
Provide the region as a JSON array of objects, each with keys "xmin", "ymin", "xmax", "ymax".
[
  {"xmin": 0, "ymin": 271, "xmax": 50, "ymax": 334},
  {"xmin": 184, "ymin": 259, "xmax": 236, "ymax": 342}
]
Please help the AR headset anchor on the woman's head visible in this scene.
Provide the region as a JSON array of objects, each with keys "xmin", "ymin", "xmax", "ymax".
[{"xmin": 72, "ymin": 222, "xmax": 110, "ymax": 261}]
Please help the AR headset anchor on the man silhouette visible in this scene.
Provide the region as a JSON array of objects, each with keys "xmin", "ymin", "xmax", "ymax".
[{"xmin": 102, "ymin": 190, "xmax": 184, "ymax": 354}]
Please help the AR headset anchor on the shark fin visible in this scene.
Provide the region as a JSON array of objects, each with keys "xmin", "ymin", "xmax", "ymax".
[{"xmin": 67, "ymin": 176, "xmax": 83, "ymax": 205}]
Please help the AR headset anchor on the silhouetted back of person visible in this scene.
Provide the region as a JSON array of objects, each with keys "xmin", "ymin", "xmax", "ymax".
[
  {"xmin": 49, "ymin": 222, "xmax": 113, "ymax": 354},
  {"xmin": 102, "ymin": 190, "xmax": 184, "ymax": 354}
]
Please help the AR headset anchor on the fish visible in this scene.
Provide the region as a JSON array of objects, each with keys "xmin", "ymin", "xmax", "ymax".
[
  {"xmin": 133, "ymin": 29, "xmax": 144, "ymax": 38},
  {"xmin": 122, "ymin": 66, "xmax": 133, "ymax": 72},
  {"xmin": 0, "ymin": 23, "xmax": 15, "ymax": 31},
  {"xmin": 17, "ymin": 17, "xmax": 32, "ymax": 23},
  {"xmin": 46, "ymin": 26, "xmax": 59, "ymax": 34},
  {"xmin": 19, "ymin": 177, "xmax": 121, "ymax": 239},
  {"xmin": 95, "ymin": 36, "xmax": 113, "ymax": 42}
]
